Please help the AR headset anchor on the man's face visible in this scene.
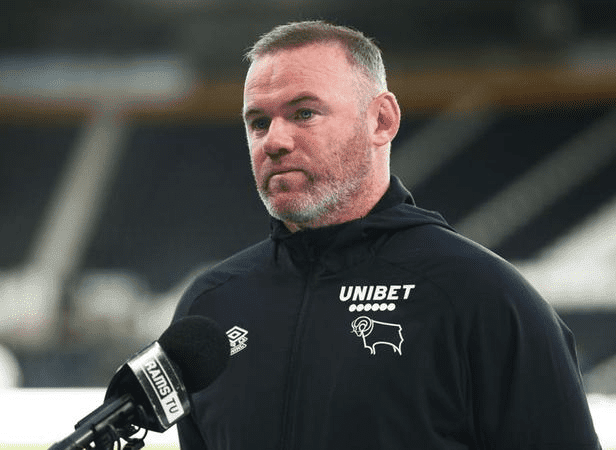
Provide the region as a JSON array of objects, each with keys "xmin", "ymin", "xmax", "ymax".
[{"xmin": 243, "ymin": 43, "xmax": 377, "ymax": 231}]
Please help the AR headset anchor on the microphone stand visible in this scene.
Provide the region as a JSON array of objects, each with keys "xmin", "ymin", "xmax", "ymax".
[{"xmin": 49, "ymin": 394, "xmax": 147, "ymax": 450}]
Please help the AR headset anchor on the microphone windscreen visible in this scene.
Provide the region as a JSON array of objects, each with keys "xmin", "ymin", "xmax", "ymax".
[{"xmin": 158, "ymin": 316, "xmax": 230, "ymax": 393}]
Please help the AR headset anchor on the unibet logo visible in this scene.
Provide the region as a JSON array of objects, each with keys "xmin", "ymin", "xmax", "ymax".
[{"xmin": 339, "ymin": 284, "xmax": 415, "ymax": 312}]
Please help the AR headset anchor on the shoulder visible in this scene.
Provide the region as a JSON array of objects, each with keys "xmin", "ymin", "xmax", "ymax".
[
  {"xmin": 381, "ymin": 223, "xmax": 520, "ymax": 281},
  {"xmin": 380, "ymin": 223, "xmax": 551, "ymax": 316},
  {"xmin": 173, "ymin": 238, "xmax": 273, "ymax": 320},
  {"xmin": 380, "ymin": 223, "xmax": 574, "ymax": 365}
]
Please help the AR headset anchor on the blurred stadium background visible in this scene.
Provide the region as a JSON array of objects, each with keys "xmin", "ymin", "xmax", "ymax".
[{"xmin": 1, "ymin": 0, "xmax": 616, "ymax": 447}]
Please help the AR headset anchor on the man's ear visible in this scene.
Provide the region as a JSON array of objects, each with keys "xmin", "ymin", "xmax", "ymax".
[{"xmin": 369, "ymin": 91, "xmax": 401, "ymax": 147}]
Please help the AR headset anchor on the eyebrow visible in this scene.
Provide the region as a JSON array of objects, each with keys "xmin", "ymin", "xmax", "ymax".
[
  {"xmin": 288, "ymin": 94, "xmax": 321, "ymax": 106},
  {"xmin": 242, "ymin": 93, "xmax": 323, "ymax": 121}
]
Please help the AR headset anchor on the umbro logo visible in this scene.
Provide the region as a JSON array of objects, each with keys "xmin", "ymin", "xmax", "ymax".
[{"xmin": 226, "ymin": 326, "xmax": 248, "ymax": 355}]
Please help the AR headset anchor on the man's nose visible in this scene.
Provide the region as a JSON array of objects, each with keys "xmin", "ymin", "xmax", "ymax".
[{"xmin": 263, "ymin": 118, "xmax": 293, "ymax": 159}]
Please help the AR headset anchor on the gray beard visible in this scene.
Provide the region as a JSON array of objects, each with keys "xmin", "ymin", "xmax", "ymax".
[{"xmin": 259, "ymin": 178, "xmax": 348, "ymax": 227}]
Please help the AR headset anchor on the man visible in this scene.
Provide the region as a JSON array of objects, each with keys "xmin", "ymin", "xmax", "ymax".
[{"xmin": 173, "ymin": 20, "xmax": 601, "ymax": 449}]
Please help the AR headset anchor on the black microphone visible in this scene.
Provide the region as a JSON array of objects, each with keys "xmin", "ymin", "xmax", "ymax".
[{"xmin": 49, "ymin": 316, "xmax": 230, "ymax": 450}]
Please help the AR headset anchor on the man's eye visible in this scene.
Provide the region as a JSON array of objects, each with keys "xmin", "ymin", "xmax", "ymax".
[
  {"xmin": 251, "ymin": 118, "xmax": 270, "ymax": 130},
  {"xmin": 297, "ymin": 109, "xmax": 313, "ymax": 120}
]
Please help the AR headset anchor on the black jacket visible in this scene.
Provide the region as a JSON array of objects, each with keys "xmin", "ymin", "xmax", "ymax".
[{"xmin": 173, "ymin": 176, "xmax": 600, "ymax": 450}]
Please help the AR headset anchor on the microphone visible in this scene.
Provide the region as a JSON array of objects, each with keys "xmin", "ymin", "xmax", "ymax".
[{"xmin": 49, "ymin": 316, "xmax": 230, "ymax": 450}]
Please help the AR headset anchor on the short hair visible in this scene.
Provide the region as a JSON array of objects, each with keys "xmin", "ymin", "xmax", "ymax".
[{"xmin": 245, "ymin": 20, "xmax": 387, "ymax": 95}]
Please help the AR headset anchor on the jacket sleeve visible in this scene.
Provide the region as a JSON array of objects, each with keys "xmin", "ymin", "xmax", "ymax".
[{"xmin": 464, "ymin": 270, "xmax": 601, "ymax": 449}]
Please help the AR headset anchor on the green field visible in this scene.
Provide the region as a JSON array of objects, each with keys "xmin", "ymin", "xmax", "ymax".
[{"xmin": 0, "ymin": 446, "xmax": 179, "ymax": 450}]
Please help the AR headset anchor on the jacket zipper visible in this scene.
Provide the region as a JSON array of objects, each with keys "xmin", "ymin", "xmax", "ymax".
[{"xmin": 278, "ymin": 250, "xmax": 318, "ymax": 450}]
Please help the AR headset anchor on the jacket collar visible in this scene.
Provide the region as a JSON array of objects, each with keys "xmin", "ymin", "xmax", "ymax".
[
  {"xmin": 270, "ymin": 176, "xmax": 414, "ymax": 238},
  {"xmin": 268, "ymin": 176, "xmax": 451, "ymax": 270}
]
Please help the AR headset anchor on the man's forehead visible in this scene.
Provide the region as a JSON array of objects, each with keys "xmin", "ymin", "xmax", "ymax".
[
  {"xmin": 246, "ymin": 43, "xmax": 352, "ymax": 83},
  {"xmin": 243, "ymin": 44, "xmax": 355, "ymax": 104},
  {"xmin": 243, "ymin": 92, "xmax": 325, "ymax": 119},
  {"xmin": 249, "ymin": 41, "xmax": 350, "ymax": 67}
]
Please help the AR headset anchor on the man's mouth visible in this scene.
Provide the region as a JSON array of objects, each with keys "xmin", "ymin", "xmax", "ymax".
[
  {"xmin": 265, "ymin": 169, "xmax": 307, "ymax": 191},
  {"xmin": 268, "ymin": 168, "xmax": 303, "ymax": 180}
]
